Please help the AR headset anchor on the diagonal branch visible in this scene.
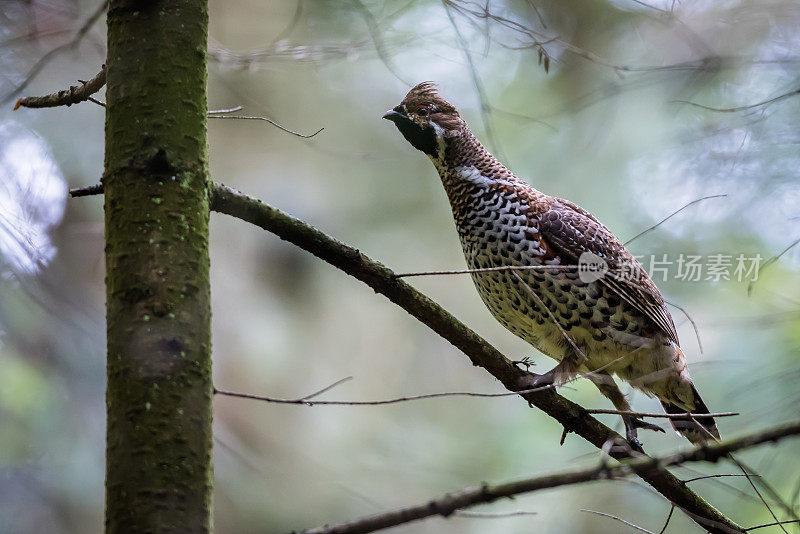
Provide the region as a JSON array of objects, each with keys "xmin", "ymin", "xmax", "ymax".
[
  {"xmin": 208, "ymin": 183, "xmax": 745, "ymax": 534},
  {"xmin": 296, "ymin": 421, "xmax": 800, "ymax": 534}
]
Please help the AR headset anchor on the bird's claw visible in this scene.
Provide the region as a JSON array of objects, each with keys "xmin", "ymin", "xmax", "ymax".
[
  {"xmin": 513, "ymin": 356, "xmax": 535, "ymax": 370},
  {"xmin": 622, "ymin": 417, "xmax": 663, "ymax": 453}
]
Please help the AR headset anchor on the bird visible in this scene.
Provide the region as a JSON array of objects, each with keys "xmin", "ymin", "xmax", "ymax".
[{"xmin": 383, "ymin": 81, "xmax": 720, "ymax": 448}]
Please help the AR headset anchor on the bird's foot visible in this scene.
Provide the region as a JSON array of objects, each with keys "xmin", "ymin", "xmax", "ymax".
[
  {"xmin": 621, "ymin": 417, "xmax": 663, "ymax": 453},
  {"xmin": 512, "ymin": 356, "xmax": 535, "ymax": 371}
]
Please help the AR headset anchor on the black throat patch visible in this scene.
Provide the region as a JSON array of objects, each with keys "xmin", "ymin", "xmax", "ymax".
[{"xmin": 390, "ymin": 115, "xmax": 438, "ymax": 157}]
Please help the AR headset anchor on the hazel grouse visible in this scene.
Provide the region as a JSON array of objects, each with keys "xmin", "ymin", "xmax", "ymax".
[{"xmin": 383, "ymin": 82, "xmax": 720, "ymax": 447}]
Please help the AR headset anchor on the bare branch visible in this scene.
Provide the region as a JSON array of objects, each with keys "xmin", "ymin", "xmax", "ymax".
[
  {"xmin": 214, "ymin": 376, "xmax": 355, "ymax": 406},
  {"xmin": 14, "ymin": 66, "xmax": 106, "ymax": 110},
  {"xmin": 1, "ymin": 1, "xmax": 108, "ymax": 105},
  {"xmin": 683, "ymin": 474, "xmax": 760, "ymax": 484},
  {"xmin": 586, "ymin": 409, "xmax": 738, "ymax": 420},
  {"xmin": 214, "ymin": 383, "xmax": 558, "ymax": 406},
  {"xmin": 295, "ymin": 420, "xmax": 800, "ymax": 534},
  {"xmin": 209, "ymin": 183, "xmax": 745, "ymax": 533},
  {"xmin": 208, "ymin": 114, "xmax": 324, "ymax": 138},
  {"xmin": 748, "ymin": 237, "xmax": 800, "ymax": 296},
  {"xmin": 297, "ymin": 376, "xmax": 353, "ymax": 401},
  {"xmin": 395, "ymin": 264, "xmax": 578, "ymax": 278},
  {"xmin": 731, "ymin": 457, "xmax": 800, "ymax": 528},
  {"xmin": 665, "ymin": 300, "xmax": 703, "ymax": 355},
  {"xmin": 69, "ymin": 184, "xmax": 104, "ymax": 198},
  {"xmin": 208, "ymin": 105, "xmax": 244, "ymax": 114},
  {"xmin": 215, "ymin": 383, "xmax": 738, "ymax": 420},
  {"xmin": 454, "ymin": 510, "xmax": 538, "ymax": 518},
  {"xmin": 745, "ymin": 520, "xmax": 800, "ymax": 532},
  {"xmin": 727, "ymin": 455, "xmax": 788, "ymax": 534},
  {"xmin": 659, "ymin": 505, "xmax": 676, "ymax": 534}
]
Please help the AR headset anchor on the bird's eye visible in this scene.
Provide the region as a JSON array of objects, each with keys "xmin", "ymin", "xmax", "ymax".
[{"xmin": 418, "ymin": 105, "xmax": 429, "ymax": 116}]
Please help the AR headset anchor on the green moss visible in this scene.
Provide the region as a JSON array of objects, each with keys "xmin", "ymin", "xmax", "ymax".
[{"xmin": 104, "ymin": 0, "xmax": 212, "ymax": 532}]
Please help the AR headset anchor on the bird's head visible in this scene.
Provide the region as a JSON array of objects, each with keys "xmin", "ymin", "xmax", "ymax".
[{"xmin": 383, "ymin": 82, "xmax": 464, "ymax": 159}]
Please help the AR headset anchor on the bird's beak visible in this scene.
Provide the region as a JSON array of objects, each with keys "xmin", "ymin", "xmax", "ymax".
[{"xmin": 382, "ymin": 106, "xmax": 406, "ymax": 122}]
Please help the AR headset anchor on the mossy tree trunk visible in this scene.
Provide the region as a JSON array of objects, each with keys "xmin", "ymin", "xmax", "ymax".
[{"xmin": 103, "ymin": 0, "xmax": 212, "ymax": 531}]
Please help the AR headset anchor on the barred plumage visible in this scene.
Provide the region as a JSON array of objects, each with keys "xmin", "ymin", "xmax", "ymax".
[{"xmin": 384, "ymin": 82, "xmax": 720, "ymax": 447}]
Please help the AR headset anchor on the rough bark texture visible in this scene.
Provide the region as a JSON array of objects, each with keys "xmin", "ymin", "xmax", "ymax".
[{"xmin": 103, "ymin": 1, "xmax": 211, "ymax": 532}]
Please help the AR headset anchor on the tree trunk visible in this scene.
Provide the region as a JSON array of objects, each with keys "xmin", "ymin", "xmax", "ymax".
[{"xmin": 103, "ymin": 0, "xmax": 212, "ymax": 531}]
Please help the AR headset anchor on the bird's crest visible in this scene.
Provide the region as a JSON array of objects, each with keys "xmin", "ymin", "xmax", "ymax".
[
  {"xmin": 397, "ymin": 81, "xmax": 462, "ymax": 136},
  {"xmin": 402, "ymin": 82, "xmax": 455, "ymax": 113},
  {"xmin": 406, "ymin": 81, "xmax": 440, "ymax": 100}
]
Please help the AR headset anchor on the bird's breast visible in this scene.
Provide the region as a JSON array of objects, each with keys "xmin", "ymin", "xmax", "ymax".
[{"xmin": 454, "ymin": 187, "xmax": 547, "ymax": 263}]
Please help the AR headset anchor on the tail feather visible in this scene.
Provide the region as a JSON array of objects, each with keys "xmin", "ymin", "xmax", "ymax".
[{"xmin": 660, "ymin": 383, "xmax": 720, "ymax": 445}]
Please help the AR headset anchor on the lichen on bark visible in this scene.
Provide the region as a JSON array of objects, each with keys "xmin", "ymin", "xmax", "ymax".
[{"xmin": 103, "ymin": 1, "xmax": 212, "ymax": 532}]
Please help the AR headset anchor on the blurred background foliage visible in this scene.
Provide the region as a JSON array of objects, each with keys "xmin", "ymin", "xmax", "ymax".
[{"xmin": 1, "ymin": 0, "xmax": 799, "ymax": 532}]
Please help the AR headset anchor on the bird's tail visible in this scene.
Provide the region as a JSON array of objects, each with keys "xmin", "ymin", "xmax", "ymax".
[{"xmin": 660, "ymin": 383, "xmax": 720, "ymax": 445}]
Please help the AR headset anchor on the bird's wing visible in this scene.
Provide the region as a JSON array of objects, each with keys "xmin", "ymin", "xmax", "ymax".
[{"xmin": 537, "ymin": 197, "xmax": 679, "ymax": 345}]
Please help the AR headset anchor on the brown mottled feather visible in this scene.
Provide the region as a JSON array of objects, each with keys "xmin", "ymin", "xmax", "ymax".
[{"xmin": 538, "ymin": 199, "xmax": 679, "ymax": 345}]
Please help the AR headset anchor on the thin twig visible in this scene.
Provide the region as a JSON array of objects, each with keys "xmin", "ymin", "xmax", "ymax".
[
  {"xmin": 580, "ymin": 509, "xmax": 657, "ymax": 534},
  {"xmin": 659, "ymin": 504, "xmax": 676, "ymax": 534},
  {"xmin": 665, "ymin": 300, "xmax": 703, "ymax": 354},
  {"xmin": 14, "ymin": 66, "xmax": 106, "ymax": 110},
  {"xmin": 683, "ymin": 474, "xmax": 761, "ymax": 484},
  {"xmin": 727, "ymin": 454, "xmax": 788, "ymax": 534},
  {"xmin": 214, "ymin": 383, "xmax": 560, "ymax": 406},
  {"xmin": 454, "ymin": 510, "xmax": 538, "ymax": 518},
  {"xmin": 748, "ymin": 237, "xmax": 800, "ymax": 296},
  {"xmin": 732, "ymin": 457, "xmax": 800, "ymax": 528},
  {"xmin": 297, "ymin": 376, "xmax": 353, "ymax": 401},
  {"xmin": 745, "ymin": 520, "xmax": 800, "ymax": 532},
  {"xmin": 69, "ymin": 184, "xmax": 104, "ymax": 197},
  {"xmin": 586, "ymin": 409, "xmax": 738, "ymax": 420},
  {"xmin": 395, "ymin": 264, "xmax": 578, "ymax": 278},
  {"xmin": 214, "ymin": 384, "xmax": 738, "ymax": 420},
  {"xmin": 208, "ymin": 114, "xmax": 324, "ymax": 138},
  {"xmin": 208, "ymin": 105, "xmax": 244, "ymax": 114}
]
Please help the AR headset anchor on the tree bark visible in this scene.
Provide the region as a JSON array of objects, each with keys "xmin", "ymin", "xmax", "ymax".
[{"xmin": 103, "ymin": 1, "xmax": 212, "ymax": 532}]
